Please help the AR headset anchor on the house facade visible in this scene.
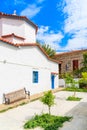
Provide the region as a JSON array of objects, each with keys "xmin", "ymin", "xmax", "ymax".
[
  {"xmin": 0, "ymin": 12, "xmax": 59, "ymax": 104},
  {"xmin": 54, "ymin": 49, "xmax": 87, "ymax": 75}
]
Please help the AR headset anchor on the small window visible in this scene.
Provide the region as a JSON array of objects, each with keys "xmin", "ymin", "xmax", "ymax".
[
  {"xmin": 33, "ymin": 71, "xmax": 38, "ymax": 83},
  {"xmin": 66, "ymin": 64, "xmax": 69, "ymax": 71},
  {"xmin": 73, "ymin": 60, "xmax": 78, "ymax": 71}
]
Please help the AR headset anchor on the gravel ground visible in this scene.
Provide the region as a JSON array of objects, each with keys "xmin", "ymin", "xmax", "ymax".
[{"xmin": 0, "ymin": 91, "xmax": 87, "ymax": 130}]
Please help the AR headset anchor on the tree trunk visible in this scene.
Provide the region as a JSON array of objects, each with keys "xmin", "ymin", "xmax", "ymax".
[
  {"xmin": 73, "ymin": 91, "xmax": 76, "ymax": 97},
  {"xmin": 49, "ymin": 106, "xmax": 51, "ymax": 115}
]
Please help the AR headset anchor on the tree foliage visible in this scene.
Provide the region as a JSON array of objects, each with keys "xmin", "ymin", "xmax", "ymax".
[
  {"xmin": 42, "ymin": 44, "xmax": 56, "ymax": 58},
  {"xmin": 79, "ymin": 72, "xmax": 87, "ymax": 88},
  {"xmin": 64, "ymin": 73, "xmax": 73, "ymax": 85},
  {"xmin": 64, "ymin": 73, "xmax": 78, "ymax": 97},
  {"xmin": 82, "ymin": 52, "xmax": 87, "ymax": 67},
  {"xmin": 73, "ymin": 52, "xmax": 87, "ymax": 77},
  {"xmin": 80, "ymin": 52, "xmax": 87, "ymax": 72},
  {"xmin": 40, "ymin": 90, "xmax": 55, "ymax": 114}
]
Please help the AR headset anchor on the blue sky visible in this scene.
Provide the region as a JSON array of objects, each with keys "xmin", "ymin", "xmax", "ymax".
[{"xmin": 0, "ymin": 0, "xmax": 87, "ymax": 52}]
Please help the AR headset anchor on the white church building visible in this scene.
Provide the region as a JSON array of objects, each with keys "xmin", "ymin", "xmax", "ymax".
[{"xmin": 0, "ymin": 12, "xmax": 59, "ymax": 104}]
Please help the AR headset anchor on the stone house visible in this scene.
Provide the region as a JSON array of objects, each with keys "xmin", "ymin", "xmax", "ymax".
[
  {"xmin": 0, "ymin": 12, "xmax": 59, "ymax": 104},
  {"xmin": 54, "ymin": 49, "xmax": 87, "ymax": 75}
]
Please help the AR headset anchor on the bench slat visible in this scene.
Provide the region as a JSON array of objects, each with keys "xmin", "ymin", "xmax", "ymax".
[{"xmin": 3, "ymin": 88, "xmax": 30, "ymax": 104}]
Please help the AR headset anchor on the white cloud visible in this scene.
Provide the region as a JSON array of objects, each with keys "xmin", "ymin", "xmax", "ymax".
[
  {"xmin": 20, "ymin": 4, "xmax": 41, "ymax": 18},
  {"xmin": 64, "ymin": 0, "xmax": 87, "ymax": 33},
  {"xmin": 14, "ymin": 0, "xmax": 26, "ymax": 5},
  {"xmin": 62, "ymin": 0, "xmax": 87, "ymax": 50},
  {"xmin": 37, "ymin": 0, "xmax": 45, "ymax": 4},
  {"xmin": 20, "ymin": 0, "xmax": 45, "ymax": 18},
  {"xmin": 63, "ymin": 38, "xmax": 87, "ymax": 51},
  {"xmin": 37, "ymin": 26, "xmax": 63, "ymax": 50}
]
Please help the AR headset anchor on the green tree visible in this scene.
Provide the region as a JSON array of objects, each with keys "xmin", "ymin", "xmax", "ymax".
[
  {"xmin": 42, "ymin": 44, "xmax": 56, "ymax": 58},
  {"xmin": 79, "ymin": 72, "xmax": 87, "ymax": 88},
  {"xmin": 80, "ymin": 52, "xmax": 87, "ymax": 72},
  {"xmin": 83, "ymin": 52, "xmax": 87, "ymax": 67},
  {"xmin": 64, "ymin": 73, "xmax": 78, "ymax": 97},
  {"xmin": 64, "ymin": 73, "xmax": 73, "ymax": 87},
  {"xmin": 40, "ymin": 90, "xmax": 55, "ymax": 114},
  {"xmin": 73, "ymin": 52, "xmax": 87, "ymax": 77}
]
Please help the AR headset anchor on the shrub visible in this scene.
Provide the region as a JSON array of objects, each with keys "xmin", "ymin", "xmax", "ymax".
[
  {"xmin": 66, "ymin": 96, "xmax": 82, "ymax": 101},
  {"xmin": 24, "ymin": 113, "xmax": 72, "ymax": 130}
]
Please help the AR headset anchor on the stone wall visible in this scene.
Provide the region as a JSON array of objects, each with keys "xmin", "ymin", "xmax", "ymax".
[{"xmin": 54, "ymin": 50, "xmax": 87, "ymax": 74}]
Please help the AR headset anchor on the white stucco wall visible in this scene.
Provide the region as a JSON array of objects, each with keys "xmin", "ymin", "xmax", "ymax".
[
  {"xmin": 0, "ymin": 19, "xmax": 2, "ymax": 36},
  {"xmin": 1, "ymin": 18, "xmax": 24, "ymax": 37},
  {"xmin": 0, "ymin": 42, "xmax": 59, "ymax": 103},
  {"xmin": 13, "ymin": 37, "xmax": 24, "ymax": 43},
  {"xmin": 0, "ymin": 17, "xmax": 36, "ymax": 43},
  {"xmin": 24, "ymin": 22, "xmax": 36, "ymax": 43}
]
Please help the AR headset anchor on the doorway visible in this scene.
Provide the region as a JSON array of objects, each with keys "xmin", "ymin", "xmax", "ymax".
[{"xmin": 51, "ymin": 75, "xmax": 55, "ymax": 89}]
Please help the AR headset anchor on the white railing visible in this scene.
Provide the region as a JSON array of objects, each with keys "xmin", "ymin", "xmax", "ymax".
[{"xmin": 59, "ymin": 78, "xmax": 79, "ymax": 88}]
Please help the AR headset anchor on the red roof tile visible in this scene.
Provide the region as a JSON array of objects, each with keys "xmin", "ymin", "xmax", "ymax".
[
  {"xmin": 55, "ymin": 49, "xmax": 87, "ymax": 57},
  {"xmin": 2, "ymin": 33, "xmax": 25, "ymax": 40},
  {"xmin": 51, "ymin": 72, "xmax": 58, "ymax": 75},
  {"xmin": 0, "ymin": 37, "xmax": 15, "ymax": 46}
]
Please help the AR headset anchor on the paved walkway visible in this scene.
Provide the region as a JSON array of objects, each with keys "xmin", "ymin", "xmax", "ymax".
[{"xmin": 0, "ymin": 91, "xmax": 87, "ymax": 130}]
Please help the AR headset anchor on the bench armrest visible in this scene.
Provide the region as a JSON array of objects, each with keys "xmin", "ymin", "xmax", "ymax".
[
  {"xmin": 3, "ymin": 94, "xmax": 10, "ymax": 104},
  {"xmin": 5, "ymin": 98, "xmax": 10, "ymax": 104},
  {"xmin": 25, "ymin": 91, "xmax": 30, "ymax": 96},
  {"xmin": 24, "ymin": 88, "xmax": 30, "ymax": 98}
]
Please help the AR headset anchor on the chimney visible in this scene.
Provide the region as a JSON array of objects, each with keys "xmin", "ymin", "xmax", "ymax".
[{"xmin": 13, "ymin": 10, "xmax": 16, "ymax": 15}]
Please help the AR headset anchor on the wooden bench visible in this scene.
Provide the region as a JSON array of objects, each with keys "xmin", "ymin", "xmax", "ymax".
[{"xmin": 3, "ymin": 88, "xmax": 30, "ymax": 104}]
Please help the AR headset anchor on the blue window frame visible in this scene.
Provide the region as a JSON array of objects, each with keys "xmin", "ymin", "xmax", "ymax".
[{"xmin": 33, "ymin": 71, "xmax": 38, "ymax": 83}]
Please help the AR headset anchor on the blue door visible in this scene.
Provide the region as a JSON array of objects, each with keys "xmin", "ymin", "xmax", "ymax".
[{"xmin": 51, "ymin": 75, "xmax": 55, "ymax": 89}]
